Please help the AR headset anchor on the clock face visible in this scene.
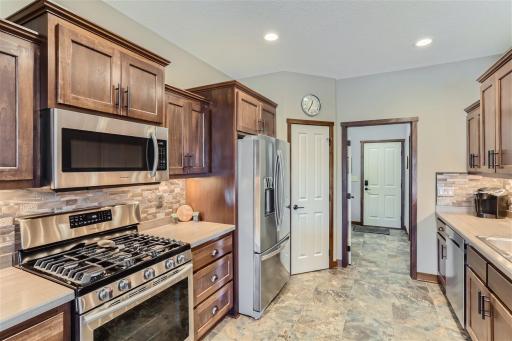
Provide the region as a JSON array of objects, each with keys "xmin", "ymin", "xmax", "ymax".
[{"xmin": 301, "ymin": 94, "xmax": 321, "ymax": 116}]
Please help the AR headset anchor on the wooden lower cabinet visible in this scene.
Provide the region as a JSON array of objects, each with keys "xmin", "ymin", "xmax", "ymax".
[
  {"xmin": 466, "ymin": 263, "xmax": 512, "ymax": 341},
  {"xmin": 490, "ymin": 294, "xmax": 512, "ymax": 341},
  {"xmin": 192, "ymin": 233, "xmax": 234, "ymax": 339},
  {"xmin": 467, "ymin": 268, "xmax": 491, "ymax": 341},
  {"xmin": 0, "ymin": 303, "xmax": 70, "ymax": 341}
]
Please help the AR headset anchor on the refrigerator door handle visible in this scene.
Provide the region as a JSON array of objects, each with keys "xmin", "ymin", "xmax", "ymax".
[
  {"xmin": 262, "ymin": 236, "xmax": 289, "ymax": 261},
  {"xmin": 274, "ymin": 150, "xmax": 282, "ymax": 228}
]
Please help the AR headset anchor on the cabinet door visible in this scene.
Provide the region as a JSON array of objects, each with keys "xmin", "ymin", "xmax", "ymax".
[
  {"xmin": 480, "ymin": 77, "xmax": 497, "ymax": 172},
  {"xmin": 165, "ymin": 93, "xmax": 186, "ymax": 175},
  {"xmin": 467, "ymin": 107, "xmax": 481, "ymax": 171},
  {"xmin": 495, "ymin": 60, "xmax": 512, "ymax": 175},
  {"xmin": 490, "ymin": 294, "xmax": 512, "ymax": 341},
  {"xmin": 437, "ymin": 234, "xmax": 446, "ymax": 288},
  {"xmin": 236, "ymin": 90, "xmax": 261, "ymax": 135},
  {"xmin": 186, "ymin": 101, "xmax": 209, "ymax": 174},
  {"xmin": 121, "ymin": 53, "xmax": 164, "ymax": 123},
  {"xmin": 261, "ymin": 103, "xmax": 276, "ymax": 137},
  {"xmin": 57, "ymin": 24, "xmax": 120, "ymax": 115},
  {"xmin": 0, "ymin": 32, "xmax": 35, "ymax": 184},
  {"xmin": 467, "ymin": 268, "xmax": 491, "ymax": 341}
]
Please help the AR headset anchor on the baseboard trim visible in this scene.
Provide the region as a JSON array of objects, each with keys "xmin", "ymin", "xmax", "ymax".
[
  {"xmin": 351, "ymin": 220, "xmax": 361, "ymax": 225},
  {"xmin": 416, "ymin": 272, "xmax": 439, "ymax": 284}
]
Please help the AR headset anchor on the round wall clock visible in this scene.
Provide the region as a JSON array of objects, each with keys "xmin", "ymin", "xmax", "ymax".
[{"xmin": 301, "ymin": 94, "xmax": 321, "ymax": 116}]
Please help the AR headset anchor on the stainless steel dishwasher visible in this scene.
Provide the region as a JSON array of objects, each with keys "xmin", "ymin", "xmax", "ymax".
[{"xmin": 445, "ymin": 224, "xmax": 466, "ymax": 326}]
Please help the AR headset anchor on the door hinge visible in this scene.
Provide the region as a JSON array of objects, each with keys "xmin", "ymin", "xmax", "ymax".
[
  {"xmin": 347, "ymin": 140, "xmax": 351, "ymax": 147},
  {"xmin": 347, "ymin": 245, "xmax": 351, "ymax": 252}
]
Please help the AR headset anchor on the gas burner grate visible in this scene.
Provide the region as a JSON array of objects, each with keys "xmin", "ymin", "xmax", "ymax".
[{"xmin": 33, "ymin": 233, "xmax": 184, "ymax": 285}]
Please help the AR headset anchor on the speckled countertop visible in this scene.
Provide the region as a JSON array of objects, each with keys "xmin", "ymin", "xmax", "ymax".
[
  {"xmin": 0, "ymin": 267, "xmax": 75, "ymax": 332},
  {"xmin": 436, "ymin": 206, "xmax": 512, "ymax": 279},
  {"xmin": 141, "ymin": 218, "xmax": 235, "ymax": 248}
]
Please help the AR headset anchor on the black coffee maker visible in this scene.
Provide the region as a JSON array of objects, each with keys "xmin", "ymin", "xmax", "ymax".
[{"xmin": 474, "ymin": 188, "xmax": 509, "ymax": 219}]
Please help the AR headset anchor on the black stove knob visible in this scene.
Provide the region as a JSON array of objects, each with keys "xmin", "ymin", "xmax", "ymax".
[
  {"xmin": 144, "ymin": 268, "xmax": 155, "ymax": 280},
  {"xmin": 177, "ymin": 255, "xmax": 186, "ymax": 264},
  {"xmin": 98, "ymin": 287, "xmax": 113, "ymax": 301},
  {"xmin": 118, "ymin": 279, "xmax": 131, "ymax": 291},
  {"xmin": 165, "ymin": 259, "xmax": 175, "ymax": 270}
]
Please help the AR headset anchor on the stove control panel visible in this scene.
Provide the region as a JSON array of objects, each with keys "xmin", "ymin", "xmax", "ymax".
[{"xmin": 69, "ymin": 209, "xmax": 112, "ymax": 228}]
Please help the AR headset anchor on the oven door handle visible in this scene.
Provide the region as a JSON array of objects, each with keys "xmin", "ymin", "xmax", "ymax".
[
  {"xmin": 83, "ymin": 263, "xmax": 192, "ymax": 325},
  {"xmin": 150, "ymin": 130, "xmax": 159, "ymax": 177}
]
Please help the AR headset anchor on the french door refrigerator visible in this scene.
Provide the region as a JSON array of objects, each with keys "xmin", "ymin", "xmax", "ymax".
[{"xmin": 237, "ymin": 135, "xmax": 291, "ymax": 319}]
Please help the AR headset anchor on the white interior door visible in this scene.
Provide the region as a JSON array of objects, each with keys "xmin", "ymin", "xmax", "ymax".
[
  {"xmin": 291, "ymin": 124, "xmax": 330, "ymax": 275},
  {"xmin": 363, "ymin": 142, "xmax": 402, "ymax": 228}
]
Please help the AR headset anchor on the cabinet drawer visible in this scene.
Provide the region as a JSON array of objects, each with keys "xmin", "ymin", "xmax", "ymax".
[
  {"xmin": 4, "ymin": 312, "xmax": 64, "ymax": 341},
  {"xmin": 488, "ymin": 265, "xmax": 512, "ymax": 312},
  {"xmin": 468, "ymin": 246, "xmax": 487, "ymax": 282},
  {"xmin": 194, "ymin": 281, "xmax": 233, "ymax": 339},
  {"xmin": 193, "ymin": 234, "xmax": 232, "ymax": 271},
  {"xmin": 194, "ymin": 253, "xmax": 233, "ymax": 306}
]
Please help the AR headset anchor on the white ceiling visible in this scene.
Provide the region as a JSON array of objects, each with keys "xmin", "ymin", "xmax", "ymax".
[{"xmin": 105, "ymin": 0, "xmax": 512, "ymax": 80}]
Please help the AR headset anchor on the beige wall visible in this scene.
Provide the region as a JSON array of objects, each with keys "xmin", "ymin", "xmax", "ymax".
[
  {"xmin": 336, "ymin": 55, "xmax": 499, "ymax": 274},
  {"xmin": 0, "ymin": 0, "xmax": 231, "ymax": 88}
]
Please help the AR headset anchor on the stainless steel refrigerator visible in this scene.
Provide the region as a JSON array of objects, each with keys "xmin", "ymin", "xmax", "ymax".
[{"xmin": 237, "ymin": 135, "xmax": 291, "ymax": 319}]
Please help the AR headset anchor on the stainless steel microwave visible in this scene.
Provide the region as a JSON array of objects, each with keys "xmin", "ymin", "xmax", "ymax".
[{"xmin": 42, "ymin": 109, "xmax": 168, "ymax": 189}]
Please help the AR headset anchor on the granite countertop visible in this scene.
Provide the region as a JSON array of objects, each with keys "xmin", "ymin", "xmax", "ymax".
[
  {"xmin": 141, "ymin": 219, "xmax": 235, "ymax": 248},
  {"xmin": 0, "ymin": 267, "xmax": 75, "ymax": 332},
  {"xmin": 436, "ymin": 207, "xmax": 512, "ymax": 279}
]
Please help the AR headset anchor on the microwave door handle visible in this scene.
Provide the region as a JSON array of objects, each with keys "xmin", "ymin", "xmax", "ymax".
[
  {"xmin": 83, "ymin": 263, "xmax": 192, "ymax": 324},
  {"xmin": 150, "ymin": 131, "xmax": 158, "ymax": 177}
]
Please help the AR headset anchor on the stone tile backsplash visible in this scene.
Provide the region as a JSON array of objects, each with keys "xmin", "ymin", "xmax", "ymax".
[
  {"xmin": 436, "ymin": 173, "xmax": 512, "ymax": 209},
  {"xmin": 0, "ymin": 180, "xmax": 186, "ymax": 269}
]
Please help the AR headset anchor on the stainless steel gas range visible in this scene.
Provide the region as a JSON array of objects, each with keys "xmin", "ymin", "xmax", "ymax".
[{"xmin": 15, "ymin": 203, "xmax": 193, "ymax": 341}]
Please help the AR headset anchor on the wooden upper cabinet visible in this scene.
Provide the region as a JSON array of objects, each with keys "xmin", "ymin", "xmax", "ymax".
[
  {"xmin": 187, "ymin": 101, "xmax": 209, "ymax": 174},
  {"xmin": 7, "ymin": 1, "xmax": 169, "ymax": 123},
  {"xmin": 164, "ymin": 86, "xmax": 210, "ymax": 176},
  {"xmin": 495, "ymin": 59, "xmax": 512, "ymax": 174},
  {"xmin": 56, "ymin": 24, "xmax": 120, "ymax": 115},
  {"xmin": 480, "ymin": 77, "xmax": 497, "ymax": 173},
  {"xmin": 236, "ymin": 90, "xmax": 261, "ymax": 135},
  {"xmin": 261, "ymin": 102, "xmax": 276, "ymax": 137},
  {"xmin": 465, "ymin": 101, "xmax": 481, "ymax": 171},
  {"xmin": 466, "ymin": 268, "xmax": 491, "ymax": 341},
  {"xmin": 120, "ymin": 53, "xmax": 164, "ymax": 123},
  {"xmin": 165, "ymin": 93, "xmax": 187, "ymax": 175},
  {"xmin": 0, "ymin": 20, "xmax": 39, "ymax": 189}
]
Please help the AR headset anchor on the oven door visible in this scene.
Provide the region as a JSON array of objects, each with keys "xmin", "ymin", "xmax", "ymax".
[
  {"xmin": 80, "ymin": 263, "xmax": 193, "ymax": 341},
  {"xmin": 49, "ymin": 108, "xmax": 168, "ymax": 189}
]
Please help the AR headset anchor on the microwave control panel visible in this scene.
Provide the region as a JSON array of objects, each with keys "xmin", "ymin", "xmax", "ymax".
[
  {"xmin": 69, "ymin": 209, "xmax": 112, "ymax": 228},
  {"xmin": 158, "ymin": 140, "xmax": 167, "ymax": 171}
]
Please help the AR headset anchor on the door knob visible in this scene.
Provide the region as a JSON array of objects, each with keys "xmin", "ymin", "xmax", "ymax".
[{"xmin": 293, "ymin": 204, "xmax": 304, "ymax": 210}]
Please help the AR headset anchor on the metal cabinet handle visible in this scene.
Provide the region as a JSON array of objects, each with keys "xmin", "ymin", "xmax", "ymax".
[
  {"xmin": 488, "ymin": 150, "xmax": 491, "ymax": 169},
  {"xmin": 210, "ymin": 274, "xmax": 218, "ymax": 283},
  {"xmin": 478, "ymin": 290, "xmax": 482, "ymax": 314},
  {"xmin": 211, "ymin": 305, "xmax": 219, "ymax": 315},
  {"xmin": 114, "ymin": 84, "xmax": 121, "ymax": 109},
  {"xmin": 493, "ymin": 150, "xmax": 500, "ymax": 168},
  {"xmin": 124, "ymin": 86, "xmax": 130, "ymax": 110},
  {"xmin": 480, "ymin": 293, "xmax": 491, "ymax": 319},
  {"xmin": 211, "ymin": 249, "xmax": 219, "ymax": 257},
  {"xmin": 469, "ymin": 153, "xmax": 474, "ymax": 168},
  {"xmin": 292, "ymin": 204, "xmax": 304, "ymax": 210}
]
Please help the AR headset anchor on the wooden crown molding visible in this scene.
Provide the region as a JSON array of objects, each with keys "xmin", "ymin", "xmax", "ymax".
[
  {"xmin": 0, "ymin": 18, "xmax": 41, "ymax": 43},
  {"xmin": 187, "ymin": 80, "xmax": 278, "ymax": 107},
  {"xmin": 477, "ymin": 47, "xmax": 512, "ymax": 83},
  {"xmin": 165, "ymin": 84, "xmax": 210, "ymax": 103},
  {"xmin": 340, "ymin": 116, "xmax": 419, "ymax": 127},
  {"xmin": 286, "ymin": 118, "xmax": 334, "ymax": 127},
  {"xmin": 6, "ymin": 0, "xmax": 170, "ymax": 66},
  {"xmin": 464, "ymin": 100, "xmax": 480, "ymax": 113}
]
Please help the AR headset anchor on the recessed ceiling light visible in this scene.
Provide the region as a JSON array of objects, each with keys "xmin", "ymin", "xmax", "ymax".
[
  {"xmin": 415, "ymin": 38, "xmax": 433, "ymax": 47},
  {"xmin": 264, "ymin": 32, "xmax": 279, "ymax": 42}
]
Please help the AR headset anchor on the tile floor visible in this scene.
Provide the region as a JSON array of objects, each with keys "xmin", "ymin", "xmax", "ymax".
[{"xmin": 206, "ymin": 228, "xmax": 469, "ymax": 340}]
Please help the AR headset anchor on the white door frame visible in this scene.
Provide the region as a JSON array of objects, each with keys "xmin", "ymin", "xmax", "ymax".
[
  {"xmin": 287, "ymin": 119, "xmax": 334, "ymax": 269},
  {"xmin": 361, "ymin": 139, "xmax": 405, "ymax": 228}
]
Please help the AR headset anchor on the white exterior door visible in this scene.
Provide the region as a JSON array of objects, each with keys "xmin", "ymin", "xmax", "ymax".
[
  {"xmin": 291, "ymin": 124, "xmax": 330, "ymax": 275},
  {"xmin": 363, "ymin": 142, "xmax": 402, "ymax": 228}
]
